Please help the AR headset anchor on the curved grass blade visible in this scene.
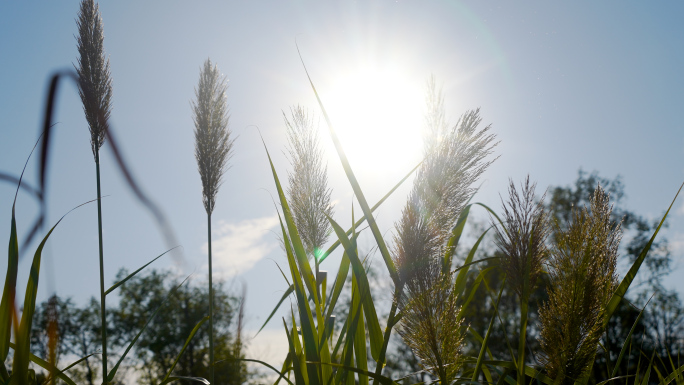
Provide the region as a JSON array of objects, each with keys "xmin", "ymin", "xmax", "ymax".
[
  {"xmin": 12, "ymin": 201, "xmax": 89, "ymax": 382},
  {"xmin": 107, "ymin": 276, "xmax": 190, "ymax": 382},
  {"xmin": 324, "ymin": 248, "xmax": 351, "ymax": 323},
  {"xmin": 458, "ymin": 266, "xmax": 496, "ymax": 318},
  {"xmin": 161, "ymin": 316, "xmax": 209, "ymax": 384},
  {"xmin": 261, "ymin": 137, "xmax": 319, "ymax": 305},
  {"xmin": 326, "ymin": 214, "xmax": 383, "ymax": 362},
  {"xmin": 216, "ymin": 357, "xmax": 295, "ymax": 385},
  {"xmin": 612, "ymin": 295, "xmax": 653, "ymax": 377},
  {"xmin": 258, "ymin": 285, "xmax": 295, "ymax": 335},
  {"xmin": 472, "ymin": 281, "xmax": 505, "ymax": 383},
  {"xmin": 105, "ymin": 246, "xmax": 180, "ymax": 295},
  {"xmin": 43, "ymin": 352, "xmax": 99, "ymax": 384},
  {"xmin": 284, "ymin": 320, "xmax": 308, "ymax": 385},
  {"xmin": 660, "ymin": 364, "xmax": 684, "ymax": 385},
  {"xmin": 480, "ymin": 361, "xmax": 553, "ymax": 385},
  {"xmin": 297, "ymin": 48, "xmax": 398, "ymax": 284},
  {"xmin": 443, "ymin": 204, "xmax": 472, "ymax": 275},
  {"xmin": 311, "ymin": 361, "xmax": 399, "ymax": 385},
  {"xmin": 605, "ymin": 181, "xmax": 684, "ymax": 326},
  {"xmin": 8, "ymin": 342, "xmax": 78, "ymax": 385},
  {"xmin": 0, "ymin": 207, "xmax": 19, "ymax": 367},
  {"xmin": 454, "ymin": 229, "xmax": 491, "ymax": 297},
  {"xmin": 318, "ymin": 163, "xmax": 420, "ymax": 264},
  {"xmin": 159, "ymin": 376, "xmax": 210, "ymax": 385}
]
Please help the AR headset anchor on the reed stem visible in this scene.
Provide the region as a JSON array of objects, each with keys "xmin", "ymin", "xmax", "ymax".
[
  {"xmin": 95, "ymin": 149, "xmax": 108, "ymax": 384},
  {"xmin": 207, "ymin": 213, "xmax": 214, "ymax": 385}
]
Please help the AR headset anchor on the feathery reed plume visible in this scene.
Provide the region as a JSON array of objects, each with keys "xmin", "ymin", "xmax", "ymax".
[
  {"xmin": 394, "ymin": 78, "xmax": 497, "ymax": 384},
  {"xmin": 75, "ymin": 0, "xmax": 112, "ymax": 159},
  {"xmin": 539, "ymin": 185, "xmax": 621, "ymax": 385},
  {"xmin": 493, "ymin": 176, "xmax": 549, "ymax": 385},
  {"xmin": 397, "ymin": 278, "xmax": 465, "ymax": 385},
  {"xmin": 494, "ymin": 177, "xmax": 549, "ymax": 298},
  {"xmin": 75, "ymin": 0, "xmax": 112, "ymax": 381},
  {"xmin": 284, "ymin": 106, "xmax": 333, "ymax": 261},
  {"xmin": 193, "ymin": 59, "xmax": 234, "ymax": 216},
  {"xmin": 193, "ymin": 58, "xmax": 234, "ymax": 385}
]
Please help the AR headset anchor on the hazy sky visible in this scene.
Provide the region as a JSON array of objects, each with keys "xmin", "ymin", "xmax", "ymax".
[{"xmin": 2, "ymin": 1, "xmax": 684, "ymax": 370}]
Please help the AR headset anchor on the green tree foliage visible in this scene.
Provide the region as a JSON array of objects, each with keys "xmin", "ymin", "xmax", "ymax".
[{"xmin": 29, "ymin": 270, "xmax": 248, "ymax": 385}]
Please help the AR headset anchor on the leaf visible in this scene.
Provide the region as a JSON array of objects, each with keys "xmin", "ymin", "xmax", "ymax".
[
  {"xmin": 108, "ymin": 276, "xmax": 191, "ymax": 382},
  {"xmin": 298, "ymin": 49, "xmax": 398, "ymax": 284},
  {"xmin": 605, "ymin": 181, "xmax": 684, "ymax": 326},
  {"xmin": 480, "ymin": 360, "xmax": 554, "ymax": 385},
  {"xmin": 0, "ymin": 206, "xmax": 19, "ymax": 364},
  {"xmin": 215, "ymin": 358, "xmax": 295, "ymax": 385},
  {"xmin": 310, "ymin": 361, "xmax": 399, "ymax": 385},
  {"xmin": 324, "ymin": 249, "xmax": 351, "ymax": 324},
  {"xmin": 161, "ymin": 316, "xmax": 209, "ymax": 384},
  {"xmin": 8, "ymin": 342, "xmax": 78, "ymax": 385},
  {"xmin": 105, "ymin": 246, "xmax": 180, "ymax": 295},
  {"xmin": 159, "ymin": 376, "xmax": 210, "ymax": 385},
  {"xmin": 318, "ymin": 163, "xmax": 420, "ymax": 264},
  {"xmin": 284, "ymin": 320, "xmax": 308, "ymax": 385},
  {"xmin": 327, "ymin": 215, "xmax": 384, "ymax": 362},
  {"xmin": 454, "ymin": 227, "xmax": 490, "ymax": 297},
  {"xmin": 258, "ymin": 285, "xmax": 295, "ymax": 335},
  {"xmin": 471, "ymin": 282, "xmax": 505, "ymax": 383},
  {"xmin": 612, "ymin": 296, "xmax": 652, "ymax": 377},
  {"xmin": 443, "ymin": 204, "xmax": 472, "ymax": 275}
]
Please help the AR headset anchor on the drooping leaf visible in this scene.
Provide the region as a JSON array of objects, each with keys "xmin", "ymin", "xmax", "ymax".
[
  {"xmin": 105, "ymin": 246, "xmax": 179, "ymax": 295},
  {"xmin": 161, "ymin": 316, "xmax": 209, "ymax": 384}
]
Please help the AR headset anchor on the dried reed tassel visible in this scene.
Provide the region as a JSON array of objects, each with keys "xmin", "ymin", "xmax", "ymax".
[
  {"xmin": 284, "ymin": 106, "xmax": 333, "ymax": 261},
  {"xmin": 193, "ymin": 58, "xmax": 234, "ymax": 385},
  {"xmin": 539, "ymin": 185, "xmax": 621, "ymax": 385},
  {"xmin": 493, "ymin": 176, "xmax": 549, "ymax": 385},
  {"xmin": 75, "ymin": 1, "xmax": 112, "ymax": 381},
  {"xmin": 394, "ymin": 78, "xmax": 497, "ymax": 384}
]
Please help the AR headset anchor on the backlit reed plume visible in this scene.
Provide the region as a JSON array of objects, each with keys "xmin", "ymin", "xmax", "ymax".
[
  {"xmin": 493, "ymin": 177, "xmax": 549, "ymax": 298},
  {"xmin": 539, "ymin": 185, "xmax": 621, "ymax": 385},
  {"xmin": 193, "ymin": 58, "xmax": 234, "ymax": 385},
  {"xmin": 75, "ymin": 0, "xmax": 113, "ymax": 380},
  {"xmin": 493, "ymin": 176, "xmax": 549, "ymax": 385},
  {"xmin": 284, "ymin": 106, "xmax": 333, "ymax": 262},
  {"xmin": 395, "ymin": 78, "xmax": 497, "ymax": 384},
  {"xmin": 397, "ymin": 278, "xmax": 465, "ymax": 385}
]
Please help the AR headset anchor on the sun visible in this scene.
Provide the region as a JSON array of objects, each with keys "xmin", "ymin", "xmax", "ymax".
[{"xmin": 321, "ymin": 67, "xmax": 424, "ymax": 178}]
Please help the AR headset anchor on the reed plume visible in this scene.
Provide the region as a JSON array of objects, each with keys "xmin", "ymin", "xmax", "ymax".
[
  {"xmin": 394, "ymin": 78, "xmax": 497, "ymax": 384},
  {"xmin": 539, "ymin": 185, "xmax": 621, "ymax": 385},
  {"xmin": 284, "ymin": 106, "xmax": 333, "ymax": 261},
  {"xmin": 493, "ymin": 176, "xmax": 549, "ymax": 385},
  {"xmin": 75, "ymin": 0, "xmax": 112, "ymax": 159},
  {"xmin": 193, "ymin": 58, "xmax": 234, "ymax": 385},
  {"xmin": 493, "ymin": 177, "xmax": 550, "ymax": 298},
  {"xmin": 75, "ymin": 0, "xmax": 112, "ymax": 381}
]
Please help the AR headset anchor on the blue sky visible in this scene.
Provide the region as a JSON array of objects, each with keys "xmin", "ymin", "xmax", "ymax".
[{"xmin": 2, "ymin": 0, "xmax": 684, "ymax": 368}]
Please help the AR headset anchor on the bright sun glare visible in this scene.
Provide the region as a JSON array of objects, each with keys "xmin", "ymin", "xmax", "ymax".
[{"xmin": 322, "ymin": 68, "xmax": 424, "ymax": 177}]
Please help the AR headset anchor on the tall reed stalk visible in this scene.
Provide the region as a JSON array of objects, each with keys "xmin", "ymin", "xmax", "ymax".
[
  {"xmin": 193, "ymin": 58, "xmax": 234, "ymax": 385},
  {"xmin": 75, "ymin": 0, "xmax": 112, "ymax": 381}
]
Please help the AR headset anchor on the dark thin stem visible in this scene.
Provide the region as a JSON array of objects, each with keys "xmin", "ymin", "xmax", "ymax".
[
  {"xmin": 95, "ymin": 149, "xmax": 108, "ymax": 384},
  {"xmin": 372, "ymin": 283, "xmax": 404, "ymax": 385},
  {"xmin": 208, "ymin": 213, "xmax": 215, "ymax": 385}
]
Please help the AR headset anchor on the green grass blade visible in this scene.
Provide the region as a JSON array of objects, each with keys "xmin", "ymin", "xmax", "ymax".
[
  {"xmin": 161, "ymin": 315, "xmax": 209, "ymax": 383},
  {"xmin": 12, "ymin": 210, "xmax": 71, "ymax": 382},
  {"xmin": 279, "ymin": 214, "xmax": 320, "ymax": 385},
  {"xmin": 262, "ymin": 137, "xmax": 319, "ymax": 305},
  {"xmin": 284, "ymin": 320, "xmax": 308, "ymax": 385},
  {"xmin": 443, "ymin": 204, "xmax": 472, "ymax": 275},
  {"xmin": 454, "ymin": 228, "xmax": 490, "ymax": 297},
  {"xmin": 258, "ymin": 284, "xmax": 295, "ymax": 335},
  {"xmin": 324, "ymin": 251, "xmax": 351, "ymax": 323},
  {"xmin": 480, "ymin": 360, "xmax": 554, "ymax": 385},
  {"xmin": 319, "ymin": 163, "xmax": 420, "ymax": 264},
  {"xmin": 159, "ymin": 376, "xmax": 210, "ymax": 385},
  {"xmin": 0, "ymin": 207, "xmax": 19, "ymax": 364},
  {"xmin": 298, "ymin": 50, "xmax": 398, "ymax": 284},
  {"xmin": 458, "ymin": 266, "xmax": 496, "ymax": 317},
  {"xmin": 43, "ymin": 352, "xmax": 99, "ymax": 384},
  {"xmin": 105, "ymin": 246, "xmax": 180, "ymax": 295},
  {"xmin": 612, "ymin": 296, "xmax": 652, "ymax": 377},
  {"xmin": 311, "ymin": 361, "xmax": 399, "ymax": 385},
  {"xmin": 352, "ymin": 275, "xmax": 369, "ymax": 385},
  {"xmin": 640, "ymin": 351, "xmax": 656, "ymax": 385},
  {"xmin": 217, "ymin": 357, "xmax": 295, "ymax": 385},
  {"xmin": 8, "ymin": 342, "xmax": 78, "ymax": 385},
  {"xmin": 605, "ymin": 181, "xmax": 684, "ymax": 326},
  {"xmin": 660, "ymin": 364, "xmax": 684, "ymax": 385},
  {"xmin": 472, "ymin": 282, "xmax": 505, "ymax": 383},
  {"xmin": 326, "ymin": 214, "xmax": 384, "ymax": 362},
  {"xmin": 108, "ymin": 276, "xmax": 190, "ymax": 382}
]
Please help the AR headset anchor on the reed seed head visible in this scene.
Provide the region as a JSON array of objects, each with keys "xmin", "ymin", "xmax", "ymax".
[
  {"xmin": 75, "ymin": 0, "xmax": 113, "ymax": 159},
  {"xmin": 493, "ymin": 176, "xmax": 550, "ymax": 298},
  {"xmin": 284, "ymin": 106, "xmax": 334, "ymax": 260},
  {"xmin": 397, "ymin": 278, "xmax": 465, "ymax": 385},
  {"xmin": 539, "ymin": 185, "xmax": 621, "ymax": 385},
  {"xmin": 193, "ymin": 59, "xmax": 234, "ymax": 215}
]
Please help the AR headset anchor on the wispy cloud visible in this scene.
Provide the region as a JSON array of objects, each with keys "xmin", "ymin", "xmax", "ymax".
[{"xmin": 202, "ymin": 215, "xmax": 279, "ymax": 278}]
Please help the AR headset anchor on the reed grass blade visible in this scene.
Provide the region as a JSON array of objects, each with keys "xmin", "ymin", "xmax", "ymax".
[
  {"xmin": 105, "ymin": 246, "xmax": 179, "ymax": 295},
  {"xmin": 161, "ymin": 315, "xmax": 209, "ymax": 384},
  {"xmin": 605, "ymin": 181, "xmax": 684, "ymax": 326},
  {"xmin": 453, "ymin": 227, "xmax": 489, "ymax": 297},
  {"xmin": 258, "ymin": 285, "xmax": 295, "ymax": 335},
  {"xmin": 159, "ymin": 376, "xmax": 210, "ymax": 385},
  {"xmin": 471, "ymin": 282, "xmax": 505, "ymax": 383},
  {"xmin": 612, "ymin": 298, "xmax": 652, "ymax": 377},
  {"xmin": 0, "ymin": 207, "xmax": 18, "ymax": 365},
  {"xmin": 8, "ymin": 342, "xmax": 78, "ymax": 385},
  {"xmin": 284, "ymin": 319, "xmax": 308, "ymax": 385}
]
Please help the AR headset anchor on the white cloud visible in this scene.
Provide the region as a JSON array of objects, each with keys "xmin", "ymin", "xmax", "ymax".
[{"xmin": 202, "ymin": 216, "xmax": 279, "ymax": 278}]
